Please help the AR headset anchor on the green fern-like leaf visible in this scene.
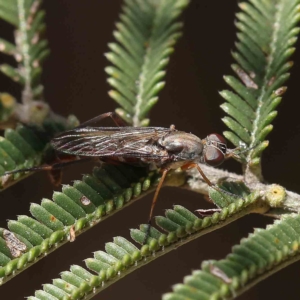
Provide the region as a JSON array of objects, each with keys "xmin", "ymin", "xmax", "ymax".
[
  {"xmin": 0, "ymin": 164, "xmax": 162, "ymax": 284},
  {"xmin": 26, "ymin": 191, "xmax": 261, "ymax": 300},
  {"xmin": 163, "ymin": 213, "xmax": 300, "ymax": 300},
  {"xmin": 0, "ymin": 119, "xmax": 74, "ymax": 190},
  {"xmin": 220, "ymin": 0, "xmax": 300, "ymax": 181},
  {"xmin": 0, "ymin": 0, "xmax": 49, "ymax": 100},
  {"xmin": 106, "ymin": 0, "xmax": 189, "ymax": 126}
]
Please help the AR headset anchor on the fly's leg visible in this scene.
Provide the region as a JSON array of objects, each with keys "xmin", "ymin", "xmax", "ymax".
[
  {"xmin": 77, "ymin": 111, "xmax": 128, "ymax": 128},
  {"xmin": 4, "ymin": 157, "xmax": 92, "ymax": 174},
  {"xmin": 195, "ymin": 163, "xmax": 244, "ymax": 199},
  {"xmin": 3, "ymin": 157, "xmax": 93, "ymax": 185},
  {"xmin": 143, "ymin": 168, "xmax": 169, "ymax": 245},
  {"xmin": 182, "ymin": 163, "xmax": 244, "ymax": 200},
  {"xmin": 194, "ymin": 164, "xmax": 214, "ymax": 187},
  {"xmin": 181, "ymin": 163, "xmax": 216, "ymax": 187}
]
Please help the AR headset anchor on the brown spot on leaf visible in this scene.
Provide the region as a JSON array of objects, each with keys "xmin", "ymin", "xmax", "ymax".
[
  {"xmin": 210, "ymin": 264, "xmax": 232, "ymax": 284},
  {"xmin": 196, "ymin": 208, "xmax": 222, "ymax": 217},
  {"xmin": 274, "ymin": 87, "xmax": 287, "ymax": 96},
  {"xmin": 268, "ymin": 76, "xmax": 276, "ymax": 86},
  {"xmin": 80, "ymin": 196, "xmax": 91, "ymax": 206},
  {"xmin": 35, "ymin": 103, "xmax": 44, "ymax": 110},
  {"xmin": 1, "ymin": 174, "xmax": 13, "ymax": 187},
  {"xmin": 8, "ymin": 245, "xmax": 22, "ymax": 258},
  {"xmin": 30, "ymin": 0, "xmax": 40, "ymax": 14},
  {"xmin": 249, "ymin": 71, "xmax": 256, "ymax": 79},
  {"xmin": 31, "ymin": 34, "xmax": 39, "ymax": 45},
  {"xmin": 3, "ymin": 229, "xmax": 27, "ymax": 257},
  {"xmin": 32, "ymin": 60, "xmax": 39, "ymax": 68},
  {"xmin": 50, "ymin": 215, "xmax": 56, "ymax": 222},
  {"xmin": 69, "ymin": 225, "xmax": 76, "ymax": 242},
  {"xmin": 235, "ymin": 67, "xmax": 258, "ymax": 89},
  {"xmin": 15, "ymin": 53, "xmax": 22, "ymax": 62}
]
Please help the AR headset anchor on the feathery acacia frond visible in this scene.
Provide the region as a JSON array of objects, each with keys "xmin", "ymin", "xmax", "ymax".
[
  {"xmin": 3, "ymin": 0, "xmax": 300, "ymax": 299},
  {"xmin": 106, "ymin": 0, "xmax": 189, "ymax": 126},
  {"xmin": 0, "ymin": 0, "xmax": 49, "ymax": 96},
  {"xmin": 0, "ymin": 117, "xmax": 76, "ymax": 190},
  {"xmin": 220, "ymin": 0, "xmax": 300, "ymax": 181},
  {"xmin": 163, "ymin": 213, "xmax": 300, "ymax": 300},
  {"xmin": 26, "ymin": 190, "xmax": 260, "ymax": 300},
  {"xmin": 0, "ymin": 0, "xmax": 50, "ymax": 124},
  {"xmin": 0, "ymin": 1, "xmax": 76, "ymax": 187},
  {"xmin": 0, "ymin": 164, "xmax": 160, "ymax": 284}
]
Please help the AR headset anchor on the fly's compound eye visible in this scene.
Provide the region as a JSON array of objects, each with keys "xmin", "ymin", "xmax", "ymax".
[{"xmin": 204, "ymin": 134, "xmax": 227, "ymax": 167}]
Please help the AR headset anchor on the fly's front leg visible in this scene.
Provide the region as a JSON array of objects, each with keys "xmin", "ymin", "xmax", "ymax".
[
  {"xmin": 143, "ymin": 168, "xmax": 169, "ymax": 244},
  {"xmin": 181, "ymin": 163, "xmax": 214, "ymax": 187},
  {"xmin": 182, "ymin": 163, "xmax": 243, "ymax": 200},
  {"xmin": 195, "ymin": 163, "xmax": 243, "ymax": 199},
  {"xmin": 77, "ymin": 112, "xmax": 128, "ymax": 128}
]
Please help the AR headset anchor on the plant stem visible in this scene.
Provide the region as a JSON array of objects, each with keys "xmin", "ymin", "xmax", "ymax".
[
  {"xmin": 17, "ymin": 0, "xmax": 32, "ymax": 103},
  {"xmin": 183, "ymin": 164, "xmax": 300, "ymax": 213}
]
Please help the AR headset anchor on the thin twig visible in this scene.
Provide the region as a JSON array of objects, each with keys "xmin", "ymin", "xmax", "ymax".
[{"xmin": 180, "ymin": 164, "xmax": 300, "ymax": 213}]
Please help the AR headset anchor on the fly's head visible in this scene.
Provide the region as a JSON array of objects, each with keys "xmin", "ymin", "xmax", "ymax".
[{"xmin": 202, "ymin": 133, "xmax": 227, "ymax": 167}]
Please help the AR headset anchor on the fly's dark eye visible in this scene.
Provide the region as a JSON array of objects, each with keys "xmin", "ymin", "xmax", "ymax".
[
  {"xmin": 204, "ymin": 133, "xmax": 227, "ymax": 166},
  {"xmin": 204, "ymin": 147, "xmax": 225, "ymax": 166},
  {"xmin": 207, "ymin": 133, "xmax": 226, "ymax": 144}
]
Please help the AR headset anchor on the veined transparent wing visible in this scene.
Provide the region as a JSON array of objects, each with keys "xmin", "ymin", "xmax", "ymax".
[{"xmin": 51, "ymin": 126, "xmax": 171, "ymax": 158}]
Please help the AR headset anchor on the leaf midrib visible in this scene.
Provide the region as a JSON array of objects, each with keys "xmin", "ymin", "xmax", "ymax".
[
  {"xmin": 132, "ymin": 3, "xmax": 160, "ymax": 127},
  {"xmin": 245, "ymin": 1, "xmax": 283, "ymax": 182},
  {"xmin": 17, "ymin": 0, "xmax": 31, "ymax": 97}
]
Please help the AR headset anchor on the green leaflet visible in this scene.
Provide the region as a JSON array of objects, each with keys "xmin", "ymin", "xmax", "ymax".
[
  {"xmin": 0, "ymin": 0, "xmax": 50, "ymax": 104},
  {"xmin": 0, "ymin": 119, "xmax": 75, "ymax": 190},
  {"xmin": 106, "ymin": 0, "xmax": 190, "ymax": 126},
  {"xmin": 163, "ymin": 214, "xmax": 300, "ymax": 300},
  {"xmin": 26, "ymin": 189, "xmax": 260, "ymax": 300},
  {"xmin": 220, "ymin": 0, "xmax": 300, "ymax": 181},
  {"xmin": 0, "ymin": 164, "xmax": 160, "ymax": 285}
]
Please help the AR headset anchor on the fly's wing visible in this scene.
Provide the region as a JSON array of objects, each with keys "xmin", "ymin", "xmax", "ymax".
[{"xmin": 51, "ymin": 126, "xmax": 170, "ymax": 158}]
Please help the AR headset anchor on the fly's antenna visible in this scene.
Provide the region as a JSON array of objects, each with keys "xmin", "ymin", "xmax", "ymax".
[{"xmin": 225, "ymin": 142, "xmax": 261, "ymax": 161}]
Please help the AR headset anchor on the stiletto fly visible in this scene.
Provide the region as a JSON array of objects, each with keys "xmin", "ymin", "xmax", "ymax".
[{"xmin": 4, "ymin": 112, "xmax": 245, "ymax": 243}]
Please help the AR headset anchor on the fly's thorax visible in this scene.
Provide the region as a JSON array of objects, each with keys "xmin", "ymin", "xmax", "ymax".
[{"xmin": 159, "ymin": 131, "xmax": 204, "ymax": 161}]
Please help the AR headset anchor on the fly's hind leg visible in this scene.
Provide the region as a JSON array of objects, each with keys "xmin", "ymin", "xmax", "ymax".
[
  {"xmin": 143, "ymin": 168, "xmax": 169, "ymax": 245},
  {"xmin": 3, "ymin": 157, "xmax": 93, "ymax": 185}
]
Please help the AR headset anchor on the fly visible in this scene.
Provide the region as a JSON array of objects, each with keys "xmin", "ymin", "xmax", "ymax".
[{"xmin": 3, "ymin": 112, "xmax": 246, "ymax": 243}]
